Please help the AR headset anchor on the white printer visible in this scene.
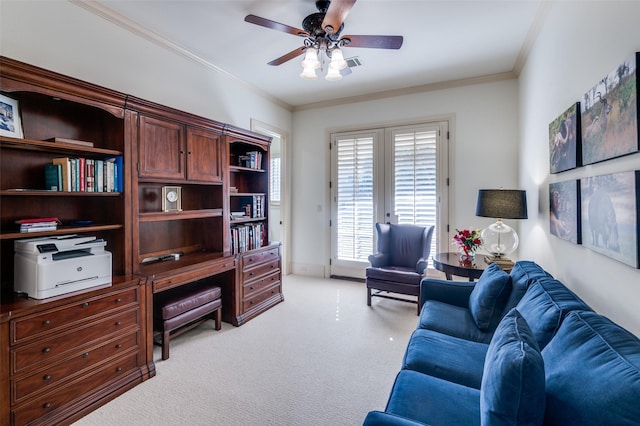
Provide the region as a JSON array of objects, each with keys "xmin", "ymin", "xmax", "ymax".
[{"xmin": 14, "ymin": 234, "xmax": 112, "ymax": 299}]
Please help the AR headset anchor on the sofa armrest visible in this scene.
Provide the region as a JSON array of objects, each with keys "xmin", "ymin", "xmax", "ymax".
[
  {"xmin": 369, "ymin": 253, "xmax": 391, "ymax": 267},
  {"xmin": 364, "ymin": 411, "xmax": 430, "ymax": 426},
  {"xmin": 420, "ymin": 278, "xmax": 475, "ymax": 308}
]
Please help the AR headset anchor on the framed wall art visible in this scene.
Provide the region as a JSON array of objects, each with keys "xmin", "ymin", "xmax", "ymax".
[
  {"xmin": 549, "ymin": 102, "xmax": 581, "ymax": 173},
  {"xmin": 550, "ymin": 180, "xmax": 581, "ymax": 244},
  {"xmin": 580, "ymin": 171, "xmax": 639, "ymax": 268},
  {"xmin": 580, "ymin": 52, "xmax": 639, "ymax": 165},
  {"xmin": 0, "ymin": 93, "xmax": 24, "ymax": 139}
]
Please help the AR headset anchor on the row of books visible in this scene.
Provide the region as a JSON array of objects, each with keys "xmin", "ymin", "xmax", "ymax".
[
  {"xmin": 238, "ymin": 151, "xmax": 263, "ymax": 170},
  {"xmin": 45, "ymin": 156, "xmax": 123, "ymax": 192},
  {"xmin": 16, "ymin": 217, "xmax": 59, "ymax": 233},
  {"xmin": 230, "ymin": 222, "xmax": 266, "ymax": 254}
]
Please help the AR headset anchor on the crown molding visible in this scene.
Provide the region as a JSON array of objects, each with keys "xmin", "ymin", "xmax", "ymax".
[
  {"xmin": 69, "ymin": 0, "xmax": 294, "ymax": 112},
  {"xmin": 513, "ymin": 0, "xmax": 553, "ymax": 76}
]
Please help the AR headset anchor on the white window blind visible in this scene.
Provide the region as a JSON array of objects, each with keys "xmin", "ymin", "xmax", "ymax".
[
  {"xmin": 270, "ymin": 157, "xmax": 281, "ymax": 204},
  {"xmin": 335, "ymin": 136, "xmax": 374, "ymax": 262},
  {"xmin": 391, "ymin": 128, "xmax": 439, "ymax": 259}
]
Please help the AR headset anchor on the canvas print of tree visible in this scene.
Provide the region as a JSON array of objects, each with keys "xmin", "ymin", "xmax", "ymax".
[
  {"xmin": 549, "ymin": 103, "xmax": 580, "ymax": 173},
  {"xmin": 580, "ymin": 171, "xmax": 639, "ymax": 268},
  {"xmin": 550, "ymin": 180, "xmax": 580, "ymax": 244},
  {"xmin": 581, "ymin": 52, "xmax": 639, "ymax": 165}
]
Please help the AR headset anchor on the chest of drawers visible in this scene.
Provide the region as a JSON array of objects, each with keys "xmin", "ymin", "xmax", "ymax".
[
  {"xmin": 1, "ymin": 277, "xmax": 150, "ymax": 426},
  {"xmin": 236, "ymin": 244, "xmax": 283, "ymax": 325}
]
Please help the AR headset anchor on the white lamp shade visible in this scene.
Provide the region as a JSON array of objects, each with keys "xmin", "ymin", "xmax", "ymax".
[
  {"xmin": 329, "ymin": 48, "xmax": 347, "ymax": 70},
  {"xmin": 301, "ymin": 47, "xmax": 320, "ymax": 69},
  {"xmin": 300, "ymin": 65, "xmax": 318, "ymax": 80},
  {"xmin": 325, "ymin": 66, "xmax": 343, "ymax": 81}
]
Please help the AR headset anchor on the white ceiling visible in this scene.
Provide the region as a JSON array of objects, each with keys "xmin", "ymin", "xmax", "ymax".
[{"xmin": 88, "ymin": 0, "xmax": 544, "ymax": 109}]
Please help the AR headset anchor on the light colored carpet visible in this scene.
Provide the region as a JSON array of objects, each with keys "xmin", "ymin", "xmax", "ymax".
[{"xmin": 73, "ymin": 275, "xmax": 419, "ymax": 426}]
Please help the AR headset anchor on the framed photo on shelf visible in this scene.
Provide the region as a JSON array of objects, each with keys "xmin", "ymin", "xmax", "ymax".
[
  {"xmin": 580, "ymin": 52, "xmax": 639, "ymax": 165},
  {"xmin": 0, "ymin": 93, "xmax": 24, "ymax": 138},
  {"xmin": 580, "ymin": 171, "xmax": 639, "ymax": 268},
  {"xmin": 549, "ymin": 180, "xmax": 581, "ymax": 244}
]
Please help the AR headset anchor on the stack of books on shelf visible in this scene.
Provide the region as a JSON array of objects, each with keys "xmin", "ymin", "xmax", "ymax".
[
  {"xmin": 45, "ymin": 156, "xmax": 123, "ymax": 192},
  {"xmin": 230, "ymin": 222, "xmax": 266, "ymax": 254},
  {"xmin": 252, "ymin": 194, "xmax": 265, "ymax": 218},
  {"xmin": 16, "ymin": 217, "xmax": 59, "ymax": 233},
  {"xmin": 238, "ymin": 151, "xmax": 262, "ymax": 170}
]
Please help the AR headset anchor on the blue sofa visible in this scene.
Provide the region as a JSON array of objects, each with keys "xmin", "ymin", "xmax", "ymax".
[{"xmin": 364, "ymin": 261, "xmax": 640, "ymax": 425}]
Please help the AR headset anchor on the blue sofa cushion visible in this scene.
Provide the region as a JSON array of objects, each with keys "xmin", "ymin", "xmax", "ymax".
[
  {"xmin": 481, "ymin": 308, "xmax": 545, "ymax": 426},
  {"xmin": 502, "ymin": 261, "xmax": 552, "ymax": 315},
  {"xmin": 402, "ymin": 328, "xmax": 489, "ymax": 389},
  {"xmin": 515, "ymin": 277, "xmax": 592, "ymax": 349},
  {"xmin": 542, "ymin": 310, "xmax": 640, "ymax": 425},
  {"xmin": 468, "ymin": 263, "xmax": 512, "ymax": 331},
  {"xmin": 418, "ymin": 300, "xmax": 493, "ymax": 343},
  {"xmin": 385, "ymin": 370, "xmax": 480, "ymax": 426}
]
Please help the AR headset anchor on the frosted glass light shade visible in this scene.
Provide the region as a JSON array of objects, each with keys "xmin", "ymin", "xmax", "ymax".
[
  {"xmin": 329, "ymin": 48, "xmax": 347, "ymax": 70},
  {"xmin": 481, "ymin": 219, "xmax": 519, "ymax": 258},
  {"xmin": 301, "ymin": 47, "xmax": 320, "ymax": 69},
  {"xmin": 300, "ymin": 65, "xmax": 318, "ymax": 80},
  {"xmin": 325, "ymin": 66, "xmax": 343, "ymax": 81}
]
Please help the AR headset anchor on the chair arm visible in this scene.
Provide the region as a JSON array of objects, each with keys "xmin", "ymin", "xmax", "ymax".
[
  {"xmin": 416, "ymin": 258, "xmax": 428, "ymax": 274},
  {"xmin": 369, "ymin": 253, "xmax": 391, "ymax": 267},
  {"xmin": 420, "ymin": 278, "xmax": 475, "ymax": 308},
  {"xmin": 364, "ymin": 411, "xmax": 430, "ymax": 426}
]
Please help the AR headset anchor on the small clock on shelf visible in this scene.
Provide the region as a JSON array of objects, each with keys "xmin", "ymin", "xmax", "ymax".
[{"xmin": 162, "ymin": 186, "xmax": 182, "ymax": 212}]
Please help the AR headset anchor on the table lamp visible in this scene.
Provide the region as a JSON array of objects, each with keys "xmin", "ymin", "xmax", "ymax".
[{"xmin": 475, "ymin": 189, "xmax": 528, "ymax": 267}]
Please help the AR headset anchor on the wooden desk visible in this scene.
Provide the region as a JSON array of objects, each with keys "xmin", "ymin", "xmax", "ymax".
[{"xmin": 433, "ymin": 252, "xmax": 489, "ymax": 281}]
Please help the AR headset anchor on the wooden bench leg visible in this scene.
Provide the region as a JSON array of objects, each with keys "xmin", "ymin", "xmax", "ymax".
[
  {"xmin": 367, "ymin": 287, "xmax": 372, "ymax": 306},
  {"xmin": 162, "ymin": 330, "xmax": 170, "ymax": 360},
  {"xmin": 214, "ymin": 307, "xmax": 221, "ymax": 330}
]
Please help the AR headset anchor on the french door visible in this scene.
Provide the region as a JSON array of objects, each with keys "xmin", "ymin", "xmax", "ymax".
[{"xmin": 330, "ymin": 122, "xmax": 449, "ymax": 278}]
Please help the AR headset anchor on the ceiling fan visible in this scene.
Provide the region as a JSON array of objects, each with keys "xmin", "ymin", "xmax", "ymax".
[{"xmin": 244, "ymin": 0, "xmax": 403, "ymax": 80}]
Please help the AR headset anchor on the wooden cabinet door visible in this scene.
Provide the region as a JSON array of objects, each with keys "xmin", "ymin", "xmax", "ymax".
[
  {"xmin": 138, "ymin": 115, "xmax": 185, "ymax": 180},
  {"xmin": 186, "ymin": 127, "xmax": 222, "ymax": 183}
]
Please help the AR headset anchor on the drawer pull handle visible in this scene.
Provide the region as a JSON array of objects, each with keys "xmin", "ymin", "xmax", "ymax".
[
  {"xmin": 116, "ymin": 344, "xmax": 123, "ymax": 349},
  {"xmin": 43, "ymin": 374, "xmax": 51, "ymax": 381},
  {"xmin": 116, "ymin": 298, "xmax": 122, "ymax": 303},
  {"xmin": 43, "ymin": 403, "xmax": 51, "ymax": 409},
  {"xmin": 83, "ymin": 352, "xmax": 89, "ymax": 358},
  {"xmin": 116, "ymin": 367, "xmax": 122, "ymax": 372},
  {"xmin": 116, "ymin": 321, "xmax": 122, "ymax": 326},
  {"xmin": 43, "ymin": 320, "xmax": 51, "ymax": 326},
  {"xmin": 82, "ymin": 302, "xmax": 89, "ymax": 308},
  {"xmin": 249, "ymin": 286, "xmax": 254, "ymax": 290},
  {"xmin": 42, "ymin": 347, "xmax": 51, "ymax": 354}
]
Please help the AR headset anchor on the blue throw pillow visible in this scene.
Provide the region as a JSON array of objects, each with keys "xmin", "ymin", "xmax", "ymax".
[
  {"xmin": 468, "ymin": 263, "xmax": 512, "ymax": 330},
  {"xmin": 481, "ymin": 308, "xmax": 545, "ymax": 426}
]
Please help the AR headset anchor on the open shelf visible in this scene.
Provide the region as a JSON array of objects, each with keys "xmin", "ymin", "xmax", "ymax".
[
  {"xmin": 138, "ymin": 209, "xmax": 223, "ymax": 222},
  {"xmin": 1, "ymin": 224, "xmax": 123, "ymax": 240},
  {"xmin": 1, "ymin": 136, "xmax": 123, "ymax": 157}
]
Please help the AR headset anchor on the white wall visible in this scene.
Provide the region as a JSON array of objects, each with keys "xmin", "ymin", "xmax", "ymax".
[
  {"xmin": 519, "ymin": 1, "xmax": 640, "ymax": 336},
  {"xmin": 0, "ymin": 1, "xmax": 291, "ymax": 133},
  {"xmin": 290, "ymin": 79, "xmax": 520, "ymax": 276}
]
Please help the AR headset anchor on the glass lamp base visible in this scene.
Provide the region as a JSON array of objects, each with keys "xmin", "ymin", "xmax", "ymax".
[{"xmin": 481, "ymin": 220, "xmax": 519, "ymax": 258}]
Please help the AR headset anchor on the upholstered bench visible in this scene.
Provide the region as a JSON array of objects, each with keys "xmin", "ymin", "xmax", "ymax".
[{"xmin": 154, "ymin": 286, "xmax": 222, "ymax": 360}]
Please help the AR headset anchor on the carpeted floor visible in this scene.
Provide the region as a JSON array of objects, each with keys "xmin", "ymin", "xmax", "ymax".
[{"xmin": 73, "ymin": 275, "xmax": 419, "ymax": 426}]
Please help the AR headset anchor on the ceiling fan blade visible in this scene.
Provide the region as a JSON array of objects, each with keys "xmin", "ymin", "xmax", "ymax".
[
  {"xmin": 341, "ymin": 35, "xmax": 404, "ymax": 49},
  {"xmin": 322, "ymin": 0, "xmax": 357, "ymax": 34},
  {"xmin": 268, "ymin": 46, "xmax": 307, "ymax": 66},
  {"xmin": 245, "ymin": 14, "xmax": 309, "ymax": 37}
]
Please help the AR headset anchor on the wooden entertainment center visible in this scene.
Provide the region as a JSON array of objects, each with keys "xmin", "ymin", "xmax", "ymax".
[{"xmin": 0, "ymin": 57, "xmax": 283, "ymax": 425}]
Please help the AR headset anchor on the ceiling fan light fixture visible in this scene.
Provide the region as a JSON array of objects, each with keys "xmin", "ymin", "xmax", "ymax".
[
  {"xmin": 325, "ymin": 66, "xmax": 343, "ymax": 81},
  {"xmin": 328, "ymin": 47, "xmax": 347, "ymax": 70},
  {"xmin": 300, "ymin": 65, "xmax": 318, "ymax": 80},
  {"xmin": 301, "ymin": 47, "xmax": 320, "ymax": 69}
]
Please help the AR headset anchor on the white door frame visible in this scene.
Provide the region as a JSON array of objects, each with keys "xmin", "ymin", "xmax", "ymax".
[{"xmin": 251, "ymin": 119, "xmax": 290, "ymax": 275}]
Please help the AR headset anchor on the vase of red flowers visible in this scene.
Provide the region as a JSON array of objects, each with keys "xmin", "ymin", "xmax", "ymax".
[{"xmin": 452, "ymin": 228, "xmax": 482, "ymax": 260}]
